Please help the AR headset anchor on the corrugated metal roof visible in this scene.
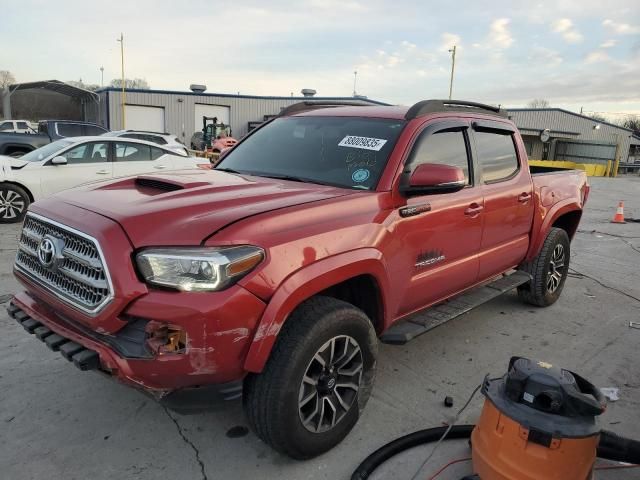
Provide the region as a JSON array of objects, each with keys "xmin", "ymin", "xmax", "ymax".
[
  {"xmin": 508, "ymin": 108, "xmax": 634, "ymax": 134},
  {"xmin": 9, "ymin": 80, "xmax": 99, "ymax": 102}
]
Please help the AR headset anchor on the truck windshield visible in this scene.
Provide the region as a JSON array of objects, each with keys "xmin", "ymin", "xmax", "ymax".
[
  {"xmin": 216, "ymin": 116, "xmax": 406, "ymax": 190},
  {"xmin": 20, "ymin": 139, "xmax": 75, "ymax": 162}
]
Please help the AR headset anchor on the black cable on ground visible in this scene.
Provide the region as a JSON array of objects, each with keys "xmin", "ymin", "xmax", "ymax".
[{"xmin": 350, "ymin": 425, "xmax": 474, "ymax": 480}]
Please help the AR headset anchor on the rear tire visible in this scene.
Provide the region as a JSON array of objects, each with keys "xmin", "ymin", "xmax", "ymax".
[
  {"xmin": 0, "ymin": 183, "xmax": 30, "ymax": 223},
  {"xmin": 243, "ymin": 296, "xmax": 378, "ymax": 459},
  {"xmin": 518, "ymin": 227, "xmax": 570, "ymax": 307}
]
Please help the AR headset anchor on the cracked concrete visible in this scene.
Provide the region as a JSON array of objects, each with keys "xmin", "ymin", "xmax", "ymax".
[{"xmin": 0, "ymin": 176, "xmax": 639, "ymax": 479}]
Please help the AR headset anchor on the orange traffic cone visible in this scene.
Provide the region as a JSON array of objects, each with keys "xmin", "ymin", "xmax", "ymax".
[{"xmin": 612, "ymin": 201, "xmax": 626, "ymax": 224}]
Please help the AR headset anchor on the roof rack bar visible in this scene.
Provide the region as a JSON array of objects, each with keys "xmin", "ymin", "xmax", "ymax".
[
  {"xmin": 279, "ymin": 100, "xmax": 374, "ymax": 117},
  {"xmin": 405, "ymin": 99, "xmax": 507, "ymax": 120}
]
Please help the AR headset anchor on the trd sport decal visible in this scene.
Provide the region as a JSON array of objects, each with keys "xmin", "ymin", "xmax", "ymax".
[{"xmin": 415, "ymin": 250, "xmax": 445, "ymax": 269}]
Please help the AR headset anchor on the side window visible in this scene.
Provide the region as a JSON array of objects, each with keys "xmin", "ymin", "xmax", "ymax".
[
  {"xmin": 475, "ymin": 131, "xmax": 519, "ymax": 183},
  {"xmin": 121, "ymin": 133, "xmax": 144, "ymax": 140},
  {"xmin": 115, "ymin": 142, "xmax": 152, "ymax": 161},
  {"xmin": 84, "ymin": 125, "xmax": 106, "ymax": 136},
  {"xmin": 408, "ymin": 129, "xmax": 470, "ymax": 183},
  {"xmin": 150, "ymin": 135, "xmax": 167, "ymax": 145},
  {"xmin": 17, "ymin": 122, "xmax": 30, "ymax": 129},
  {"xmin": 150, "ymin": 147, "xmax": 165, "ymax": 160},
  {"xmin": 0, "ymin": 122, "xmax": 13, "ymax": 131},
  {"xmin": 57, "ymin": 123, "xmax": 84, "ymax": 137},
  {"xmin": 61, "ymin": 142, "xmax": 108, "ymax": 164}
]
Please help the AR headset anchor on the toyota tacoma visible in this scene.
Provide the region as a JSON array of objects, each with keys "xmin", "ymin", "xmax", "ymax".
[{"xmin": 8, "ymin": 99, "xmax": 589, "ymax": 459}]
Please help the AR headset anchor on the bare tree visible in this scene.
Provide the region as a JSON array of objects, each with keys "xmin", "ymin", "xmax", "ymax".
[
  {"xmin": 109, "ymin": 78, "xmax": 150, "ymax": 89},
  {"xmin": 620, "ymin": 115, "xmax": 640, "ymax": 135},
  {"xmin": 0, "ymin": 70, "xmax": 16, "ymax": 89},
  {"xmin": 588, "ymin": 112, "xmax": 607, "ymax": 123},
  {"xmin": 527, "ymin": 98, "xmax": 550, "ymax": 108}
]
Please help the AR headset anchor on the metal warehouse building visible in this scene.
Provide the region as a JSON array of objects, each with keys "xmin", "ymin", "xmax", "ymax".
[
  {"xmin": 96, "ymin": 87, "xmax": 387, "ymax": 145},
  {"xmin": 507, "ymin": 108, "xmax": 640, "ymax": 166}
]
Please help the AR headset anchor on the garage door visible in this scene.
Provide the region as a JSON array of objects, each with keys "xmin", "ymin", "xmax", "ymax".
[
  {"xmin": 194, "ymin": 104, "xmax": 230, "ymax": 136},
  {"xmin": 554, "ymin": 140, "xmax": 617, "ymax": 165},
  {"xmin": 125, "ymin": 105, "xmax": 165, "ymax": 132}
]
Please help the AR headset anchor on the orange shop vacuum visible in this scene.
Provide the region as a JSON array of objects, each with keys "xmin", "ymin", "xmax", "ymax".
[{"xmin": 352, "ymin": 356, "xmax": 640, "ymax": 479}]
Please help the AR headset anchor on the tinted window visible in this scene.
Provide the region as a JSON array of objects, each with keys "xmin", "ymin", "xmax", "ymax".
[
  {"xmin": 150, "ymin": 147, "xmax": 165, "ymax": 160},
  {"xmin": 121, "ymin": 133, "xmax": 145, "ymax": 141},
  {"xmin": 408, "ymin": 129, "xmax": 470, "ymax": 183},
  {"xmin": 0, "ymin": 122, "xmax": 13, "ymax": 131},
  {"xmin": 475, "ymin": 131, "xmax": 519, "ymax": 182},
  {"xmin": 56, "ymin": 123, "xmax": 84, "ymax": 137},
  {"xmin": 84, "ymin": 125, "xmax": 107, "ymax": 135},
  {"xmin": 61, "ymin": 142, "xmax": 108, "ymax": 164},
  {"xmin": 217, "ymin": 117, "xmax": 405, "ymax": 190},
  {"xmin": 17, "ymin": 122, "xmax": 30, "ymax": 129},
  {"xmin": 115, "ymin": 143, "xmax": 152, "ymax": 161},
  {"xmin": 150, "ymin": 135, "xmax": 167, "ymax": 144}
]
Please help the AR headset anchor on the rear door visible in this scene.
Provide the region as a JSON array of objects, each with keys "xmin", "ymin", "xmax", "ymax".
[
  {"xmin": 40, "ymin": 141, "xmax": 113, "ymax": 196},
  {"xmin": 393, "ymin": 120, "xmax": 483, "ymax": 315},
  {"xmin": 472, "ymin": 121, "xmax": 534, "ymax": 280},
  {"xmin": 112, "ymin": 142, "xmax": 173, "ymax": 178}
]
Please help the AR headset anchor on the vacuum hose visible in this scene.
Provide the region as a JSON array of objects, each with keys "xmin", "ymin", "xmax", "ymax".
[{"xmin": 350, "ymin": 426, "xmax": 640, "ymax": 480}]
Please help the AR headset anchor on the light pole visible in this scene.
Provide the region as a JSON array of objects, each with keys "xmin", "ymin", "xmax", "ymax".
[
  {"xmin": 353, "ymin": 70, "xmax": 358, "ymax": 97},
  {"xmin": 448, "ymin": 45, "xmax": 457, "ymax": 100},
  {"xmin": 117, "ymin": 33, "xmax": 126, "ymax": 128},
  {"xmin": 100, "ymin": 66, "xmax": 104, "ymax": 87}
]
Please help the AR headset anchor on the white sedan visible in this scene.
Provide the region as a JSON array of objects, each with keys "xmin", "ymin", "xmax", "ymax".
[{"xmin": 0, "ymin": 136, "xmax": 209, "ymax": 223}]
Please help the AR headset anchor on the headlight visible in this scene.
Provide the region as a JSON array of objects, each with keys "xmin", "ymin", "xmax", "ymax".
[{"xmin": 136, "ymin": 246, "xmax": 264, "ymax": 292}]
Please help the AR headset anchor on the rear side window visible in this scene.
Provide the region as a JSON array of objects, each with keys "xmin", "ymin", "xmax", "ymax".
[
  {"xmin": 475, "ymin": 131, "xmax": 519, "ymax": 183},
  {"xmin": 84, "ymin": 125, "xmax": 107, "ymax": 135},
  {"xmin": 56, "ymin": 123, "xmax": 84, "ymax": 137},
  {"xmin": 17, "ymin": 122, "xmax": 30, "ymax": 129},
  {"xmin": 150, "ymin": 147, "xmax": 165, "ymax": 160},
  {"xmin": 408, "ymin": 129, "xmax": 470, "ymax": 183},
  {"xmin": 148, "ymin": 135, "xmax": 167, "ymax": 144},
  {"xmin": 115, "ymin": 142, "xmax": 152, "ymax": 161}
]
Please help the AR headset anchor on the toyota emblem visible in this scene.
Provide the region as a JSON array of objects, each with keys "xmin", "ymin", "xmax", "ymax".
[{"xmin": 37, "ymin": 237, "xmax": 57, "ymax": 268}]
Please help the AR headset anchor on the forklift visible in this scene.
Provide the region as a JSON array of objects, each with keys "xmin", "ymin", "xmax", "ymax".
[{"xmin": 190, "ymin": 116, "xmax": 238, "ymax": 154}]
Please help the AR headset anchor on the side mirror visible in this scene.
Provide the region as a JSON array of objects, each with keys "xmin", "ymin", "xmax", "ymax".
[
  {"xmin": 401, "ymin": 163, "xmax": 466, "ymax": 196},
  {"xmin": 51, "ymin": 156, "xmax": 67, "ymax": 165}
]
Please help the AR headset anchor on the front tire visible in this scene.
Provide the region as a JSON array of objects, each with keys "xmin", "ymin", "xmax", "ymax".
[
  {"xmin": 243, "ymin": 296, "xmax": 378, "ymax": 459},
  {"xmin": 0, "ymin": 183, "xmax": 30, "ymax": 223},
  {"xmin": 518, "ymin": 227, "xmax": 570, "ymax": 307}
]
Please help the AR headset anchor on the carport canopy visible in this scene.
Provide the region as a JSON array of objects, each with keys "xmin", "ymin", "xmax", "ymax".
[{"xmin": 1, "ymin": 80, "xmax": 99, "ymax": 120}]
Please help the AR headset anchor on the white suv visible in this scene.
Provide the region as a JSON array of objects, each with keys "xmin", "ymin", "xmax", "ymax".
[
  {"xmin": 0, "ymin": 136, "xmax": 208, "ymax": 223},
  {"xmin": 0, "ymin": 120, "xmax": 35, "ymax": 134},
  {"xmin": 102, "ymin": 130, "xmax": 189, "ymax": 156}
]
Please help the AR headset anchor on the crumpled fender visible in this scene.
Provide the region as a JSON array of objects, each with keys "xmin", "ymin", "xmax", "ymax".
[{"xmin": 243, "ymin": 248, "xmax": 390, "ymax": 373}]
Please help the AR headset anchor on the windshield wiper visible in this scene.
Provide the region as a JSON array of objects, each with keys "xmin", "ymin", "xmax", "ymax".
[
  {"xmin": 251, "ymin": 173, "xmax": 331, "ymax": 186},
  {"xmin": 215, "ymin": 167, "xmax": 243, "ymax": 174}
]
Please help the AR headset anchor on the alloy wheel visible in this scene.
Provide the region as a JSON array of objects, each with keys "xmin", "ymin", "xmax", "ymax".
[
  {"xmin": 547, "ymin": 244, "xmax": 565, "ymax": 293},
  {"xmin": 298, "ymin": 335, "xmax": 363, "ymax": 433},
  {"xmin": 0, "ymin": 189, "xmax": 26, "ymax": 220}
]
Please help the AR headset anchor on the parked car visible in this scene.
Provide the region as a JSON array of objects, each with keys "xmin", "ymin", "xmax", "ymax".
[
  {"xmin": 102, "ymin": 130, "xmax": 189, "ymax": 156},
  {"xmin": 0, "ymin": 136, "xmax": 208, "ymax": 222},
  {"xmin": 0, "ymin": 120, "xmax": 108, "ymax": 158},
  {"xmin": 8, "ymin": 99, "xmax": 589, "ymax": 459},
  {"xmin": 0, "ymin": 120, "xmax": 35, "ymax": 134}
]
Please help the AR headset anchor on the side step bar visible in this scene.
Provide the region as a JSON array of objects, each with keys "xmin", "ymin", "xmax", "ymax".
[
  {"xmin": 7, "ymin": 302, "xmax": 101, "ymax": 371},
  {"xmin": 380, "ymin": 271, "xmax": 531, "ymax": 345}
]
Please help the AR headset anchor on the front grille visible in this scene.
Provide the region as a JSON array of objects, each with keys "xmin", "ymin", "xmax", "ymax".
[{"xmin": 15, "ymin": 213, "xmax": 113, "ymax": 315}]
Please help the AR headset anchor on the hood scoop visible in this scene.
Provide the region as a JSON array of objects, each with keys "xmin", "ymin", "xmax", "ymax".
[{"xmin": 135, "ymin": 175, "xmax": 211, "ymax": 192}]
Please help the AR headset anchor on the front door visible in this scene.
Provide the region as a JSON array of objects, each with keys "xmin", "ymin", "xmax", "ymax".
[
  {"xmin": 472, "ymin": 122, "xmax": 534, "ymax": 280},
  {"xmin": 40, "ymin": 141, "xmax": 112, "ymax": 196},
  {"xmin": 392, "ymin": 121, "xmax": 483, "ymax": 316}
]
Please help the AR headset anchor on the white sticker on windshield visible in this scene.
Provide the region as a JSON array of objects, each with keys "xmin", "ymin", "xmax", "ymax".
[{"xmin": 338, "ymin": 135, "xmax": 387, "ymax": 151}]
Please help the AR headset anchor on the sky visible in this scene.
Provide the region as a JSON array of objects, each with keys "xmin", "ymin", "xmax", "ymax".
[{"xmin": 2, "ymin": 0, "xmax": 640, "ymax": 118}]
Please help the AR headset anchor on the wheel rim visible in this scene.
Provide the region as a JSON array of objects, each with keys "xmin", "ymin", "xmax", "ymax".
[
  {"xmin": 547, "ymin": 244, "xmax": 566, "ymax": 293},
  {"xmin": 298, "ymin": 335, "xmax": 363, "ymax": 433},
  {"xmin": 0, "ymin": 189, "xmax": 26, "ymax": 220}
]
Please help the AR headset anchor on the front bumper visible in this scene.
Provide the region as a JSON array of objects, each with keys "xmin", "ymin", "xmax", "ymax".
[{"xmin": 9, "ymin": 284, "xmax": 266, "ymax": 401}]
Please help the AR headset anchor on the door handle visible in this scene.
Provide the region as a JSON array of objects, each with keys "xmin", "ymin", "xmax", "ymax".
[
  {"xmin": 153, "ymin": 165, "xmax": 168, "ymax": 170},
  {"xmin": 96, "ymin": 170, "xmax": 109, "ymax": 175},
  {"xmin": 464, "ymin": 203, "xmax": 483, "ymax": 217},
  {"xmin": 518, "ymin": 192, "xmax": 532, "ymax": 203}
]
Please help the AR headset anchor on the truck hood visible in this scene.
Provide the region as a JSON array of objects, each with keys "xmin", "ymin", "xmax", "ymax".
[{"xmin": 52, "ymin": 169, "xmax": 355, "ymax": 247}]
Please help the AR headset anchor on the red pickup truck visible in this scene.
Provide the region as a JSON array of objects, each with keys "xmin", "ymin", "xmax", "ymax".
[{"xmin": 8, "ymin": 100, "xmax": 589, "ymax": 459}]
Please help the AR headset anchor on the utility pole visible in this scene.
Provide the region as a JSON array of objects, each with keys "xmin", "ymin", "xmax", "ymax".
[
  {"xmin": 448, "ymin": 45, "xmax": 457, "ymax": 100},
  {"xmin": 117, "ymin": 33, "xmax": 126, "ymax": 128},
  {"xmin": 353, "ymin": 70, "xmax": 358, "ymax": 97},
  {"xmin": 100, "ymin": 66, "xmax": 104, "ymax": 87}
]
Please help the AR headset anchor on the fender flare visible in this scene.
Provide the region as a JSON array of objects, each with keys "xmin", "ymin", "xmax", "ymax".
[
  {"xmin": 525, "ymin": 198, "xmax": 582, "ymax": 261},
  {"xmin": 243, "ymin": 248, "xmax": 390, "ymax": 373}
]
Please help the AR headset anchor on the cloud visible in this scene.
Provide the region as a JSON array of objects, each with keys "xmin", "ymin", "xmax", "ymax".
[
  {"xmin": 603, "ymin": 19, "xmax": 640, "ymax": 35},
  {"xmin": 401, "ymin": 40, "xmax": 416, "ymax": 50},
  {"xmin": 585, "ymin": 51, "xmax": 610, "ymax": 63},
  {"xmin": 488, "ymin": 18, "xmax": 514, "ymax": 49},
  {"xmin": 528, "ymin": 47, "xmax": 563, "ymax": 66},
  {"xmin": 552, "ymin": 18, "xmax": 583, "ymax": 43},
  {"xmin": 440, "ymin": 32, "xmax": 461, "ymax": 52},
  {"xmin": 600, "ymin": 39, "xmax": 617, "ymax": 48}
]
